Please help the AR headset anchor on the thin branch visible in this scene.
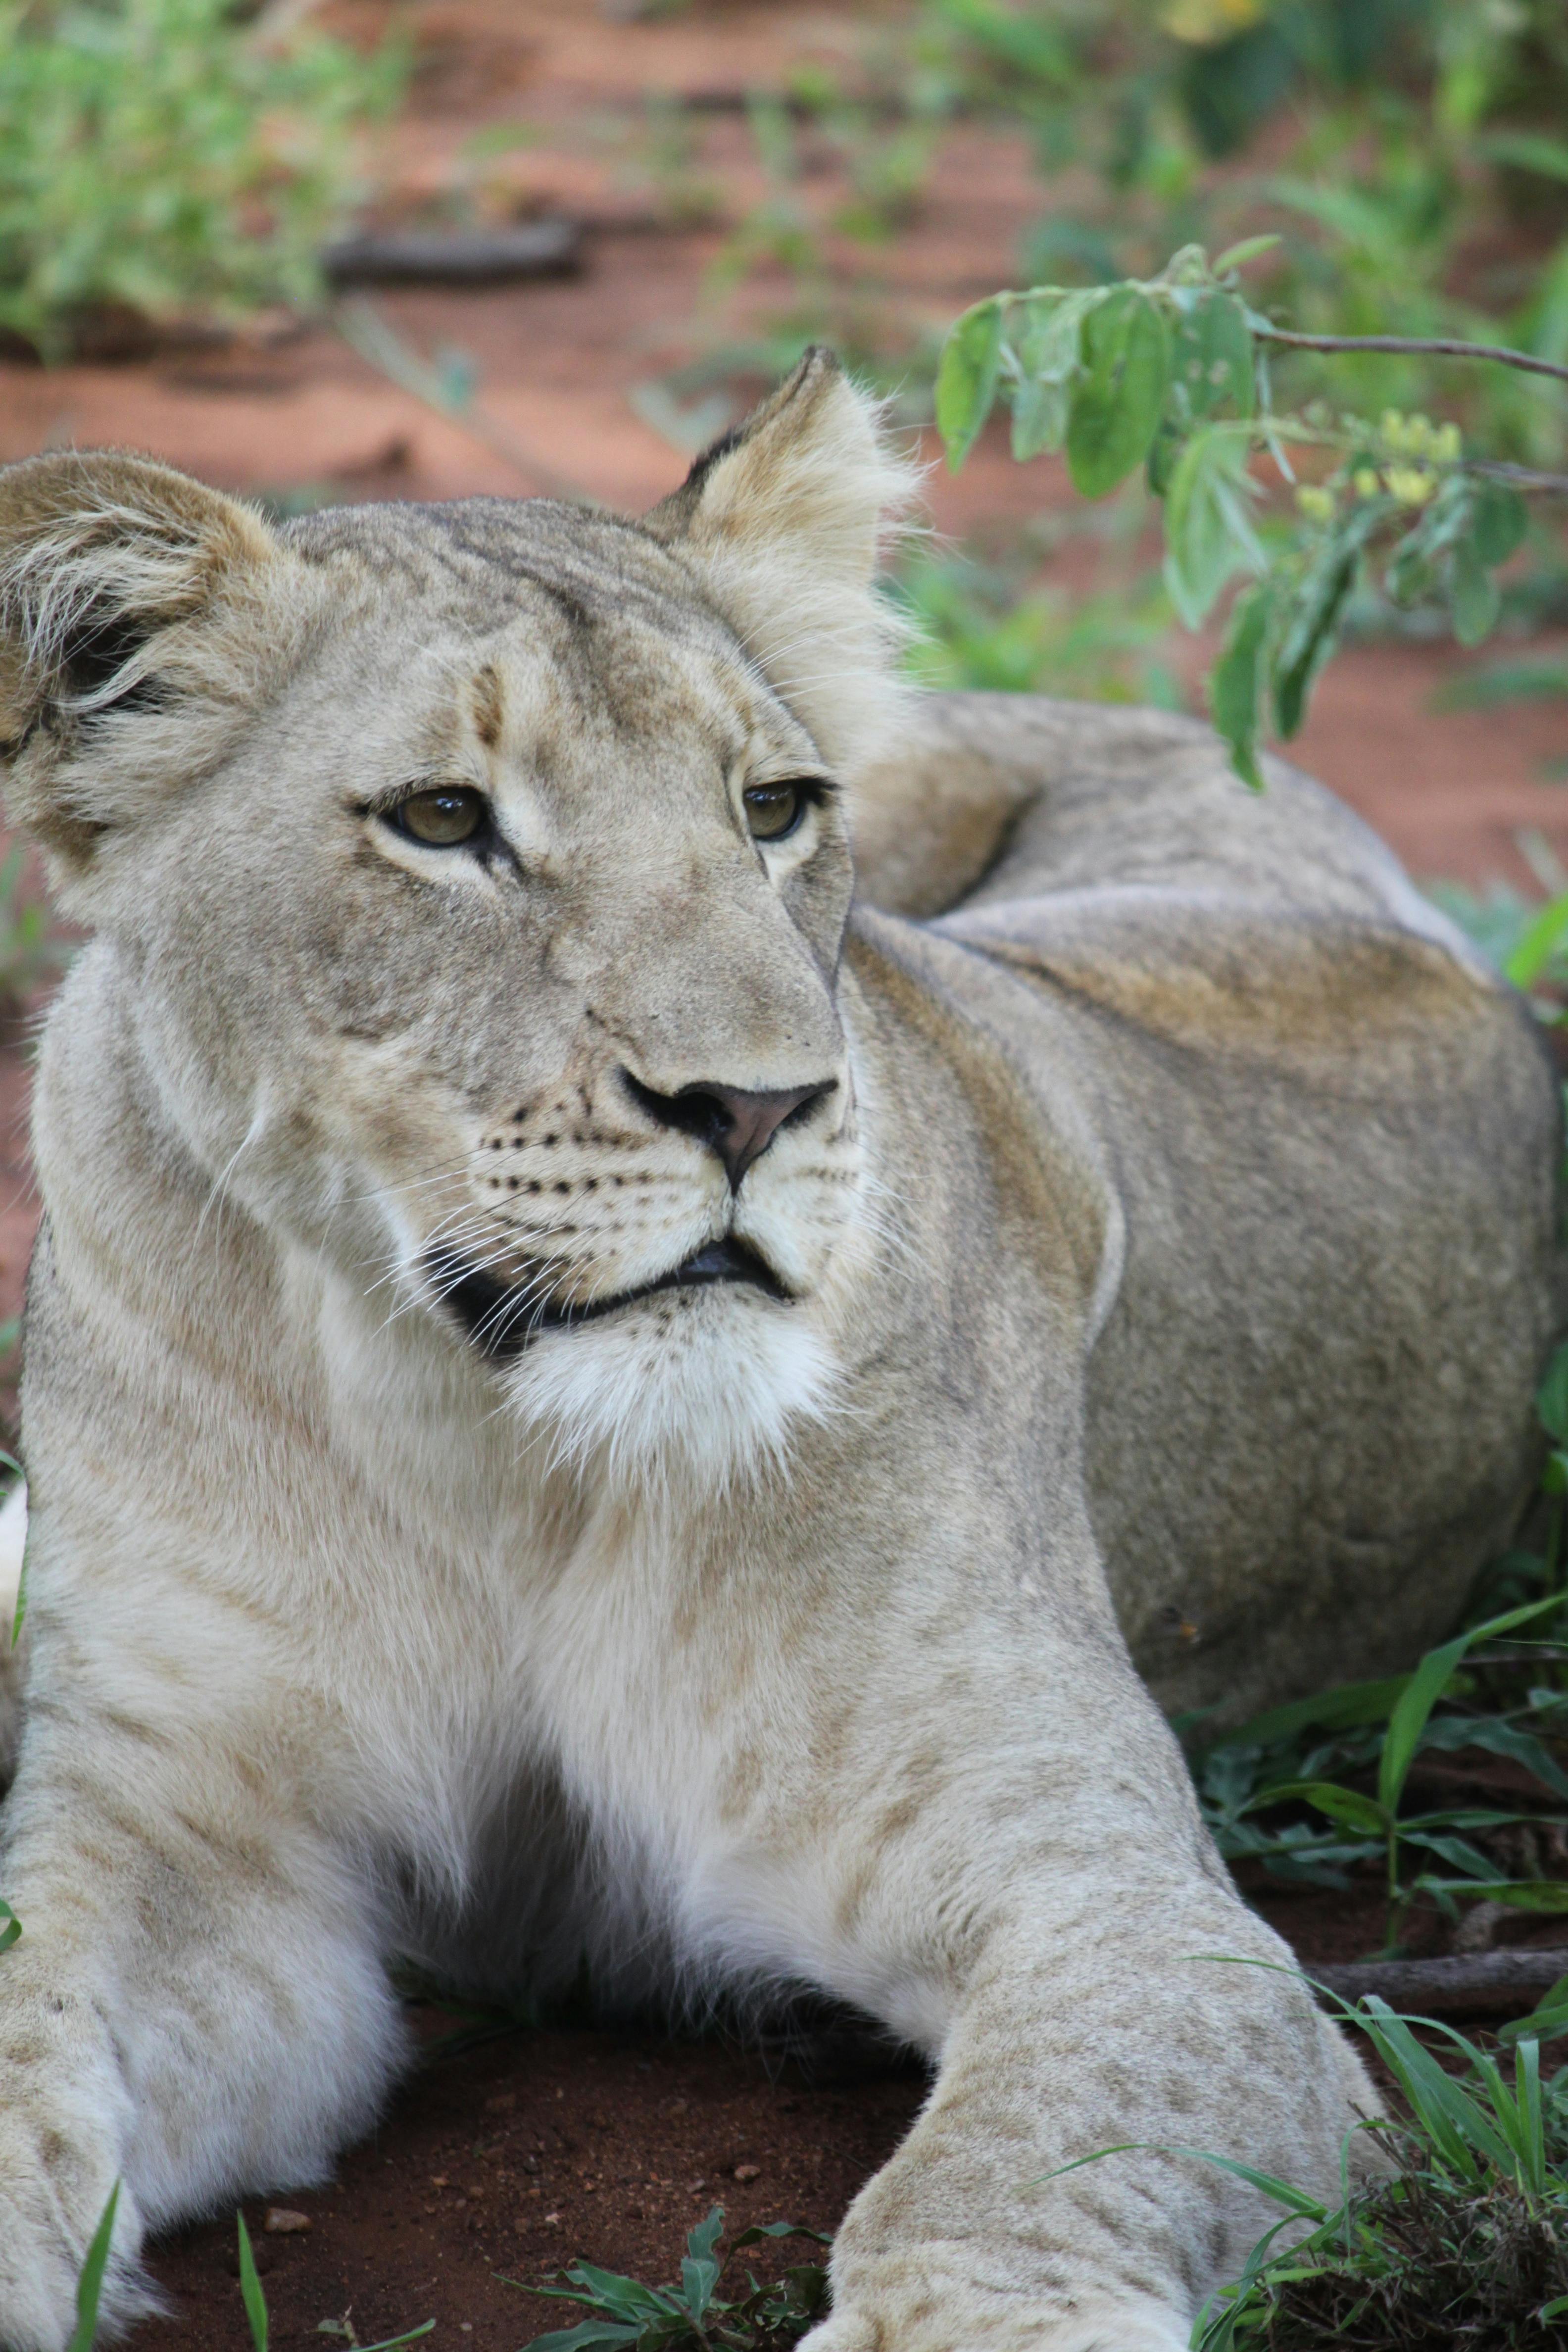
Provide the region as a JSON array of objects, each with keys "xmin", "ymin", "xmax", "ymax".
[
  {"xmin": 1464, "ymin": 459, "xmax": 1568, "ymax": 498},
  {"xmin": 1255, "ymin": 325, "xmax": 1568, "ymax": 387}
]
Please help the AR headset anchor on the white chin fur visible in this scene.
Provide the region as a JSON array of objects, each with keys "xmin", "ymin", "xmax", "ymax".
[{"xmin": 499, "ymin": 1292, "xmax": 839, "ymax": 1493}]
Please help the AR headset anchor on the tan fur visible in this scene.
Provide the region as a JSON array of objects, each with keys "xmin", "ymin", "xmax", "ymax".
[{"xmin": 0, "ymin": 352, "xmax": 1558, "ymax": 2352}]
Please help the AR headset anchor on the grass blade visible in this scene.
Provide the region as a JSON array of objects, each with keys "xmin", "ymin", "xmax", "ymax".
[
  {"xmin": 1030, "ymin": 2140, "xmax": 1326, "ymax": 2219},
  {"xmin": 66, "ymin": 2182, "xmax": 120, "ymax": 2352},
  {"xmin": 237, "ymin": 2212, "xmax": 268, "ymax": 2352}
]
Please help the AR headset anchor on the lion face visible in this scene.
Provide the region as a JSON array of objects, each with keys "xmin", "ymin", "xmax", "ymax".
[{"xmin": 0, "ymin": 354, "xmax": 916, "ymax": 1481}]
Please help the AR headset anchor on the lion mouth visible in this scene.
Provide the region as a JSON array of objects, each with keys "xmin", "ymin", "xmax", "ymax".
[{"xmin": 427, "ymin": 1234, "xmax": 791, "ymax": 1360}]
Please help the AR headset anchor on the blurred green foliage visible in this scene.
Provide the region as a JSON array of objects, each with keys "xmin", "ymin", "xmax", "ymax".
[
  {"xmin": 917, "ymin": 0, "xmax": 1568, "ymax": 459},
  {"xmin": 669, "ymin": 1, "xmax": 1568, "ymax": 469},
  {"xmin": 933, "ymin": 244, "xmax": 1559, "ymax": 784},
  {"xmin": 0, "ymin": 0, "xmax": 405, "ymax": 360},
  {"xmin": 893, "ymin": 544, "xmax": 1183, "ymax": 705}
]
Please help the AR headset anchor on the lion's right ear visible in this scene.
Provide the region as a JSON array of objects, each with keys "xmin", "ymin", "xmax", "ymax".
[{"xmin": 0, "ymin": 451, "xmax": 303, "ymax": 884}]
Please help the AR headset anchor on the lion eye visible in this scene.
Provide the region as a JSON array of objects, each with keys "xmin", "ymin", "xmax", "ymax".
[
  {"xmin": 391, "ymin": 786, "xmax": 488, "ymax": 848},
  {"xmin": 743, "ymin": 782, "xmax": 808, "ymax": 842}
]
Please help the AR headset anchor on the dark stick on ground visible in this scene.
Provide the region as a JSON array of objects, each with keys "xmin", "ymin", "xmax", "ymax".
[
  {"xmin": 322, "ymin": 221, "xmax": 584, "ymax": 288},
  {"xmin": 1314, "ymin": 1946, "xmax": 1568, "ymax": 2016}
]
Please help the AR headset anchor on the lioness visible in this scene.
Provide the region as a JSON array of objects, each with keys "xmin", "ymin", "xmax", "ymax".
[{"xmin": 0, "ymin": 352, "xmax": 1558, "ymax": 2352}]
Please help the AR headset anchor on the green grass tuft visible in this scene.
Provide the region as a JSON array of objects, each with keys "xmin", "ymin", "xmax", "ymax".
[{"xmin": 507, "ymin": 2206, "xmax": 831, "ymax": 2352}]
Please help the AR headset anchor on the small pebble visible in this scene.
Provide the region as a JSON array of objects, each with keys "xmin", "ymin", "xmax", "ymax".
[
  {"xmin": 734, "ymin": 2164, "xmax": 762, "ymax": 2184},
  {"xmin": 263, "ymin": 2208, "xmax": 311, "ymax": 2235}
]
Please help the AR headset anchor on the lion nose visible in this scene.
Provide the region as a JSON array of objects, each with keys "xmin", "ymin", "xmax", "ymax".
[{"xmin": 622, "ymin": 1073, "xmax": 835, "ymax": 1192}]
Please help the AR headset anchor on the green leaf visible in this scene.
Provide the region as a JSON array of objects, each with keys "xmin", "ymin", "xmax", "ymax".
[
  {"xmin": 237, "ymin": 2213, "xmax": 268, "ymax": 2352},
  {"xmin": 562, "ymin": 2263, "xmax": 676, "ymax": 2323},
  {"xmin": 1163, "ymin": 424, "xmax": 1264, "ymax": 628},
  {"xmin": 936, "ymin": 299, "xmax": 1004, "ymax": 471},
  {"xmin": 1208, "ymin": 582, "xmax": 1272, "ymax": 790},
  {"xmin": 1478, "ymin": 130, "xmax": 1568, "ymax": 184},
  {"xmin": 1470, "ymin": 482, "xmax": 1527, "ymax": 570},
  {"xmin": 680, "ymin": 2207, "xmax": 725, "ymax": 2320},
  {"xmin": 1008, "ymin": 293, "xmax": 1094, "ymax": 460},
  {"xmin": 1272, "ymin": 507, "xmax": 1380, "ymax": 740},
  {"xmin": 1538, "ymin": 1341, "xmax": 1568, "ymax": 1440},
  {"xmin": 1450, "ymin": 542, "xmax": 1501, "ymax": 648},
  {"xmin": 0, "ymin": 1900, "xmax": 19, "ymax": 1954},
  {"xmin": 1256, "ymin": 1781, "xmax": 1388, "ymax": 1837},
  {"xmin": 1212, "ymin": 233, "xmax": 1282, "ymax": 273},
  {"xmin": 1504, "ymin": 889, "xmax": 1568, "ymax": 992},
  {"xmin": 1170, "ymin": 290, "xmax": 1255, "ymax": 424},
  {"xmin": 1217, "ymin": 1674, "xmax": 1412, "ymax": 1755},
  {"xmin": 1418, "ymin": 1710, "xmax": 1568, "ymax": 1803},
  {"xmin": 354, "ymin": 2328, "xmax": 436, "ymax": 2351},
  {"xmin": 1400, "ymin": 1829, "xmax": 1496, "ymax": 1878},
  {"xmin": 731, "ymin": 2221, "xmax": 830, "ymax": 2249},
  {"xmin": 1065, "ymin": 288, "xmax": 1170, "ymax": 498},
  {"xmin": 515, "ymin": 2326, "xmax": 643, "ymax": 2352},
  {"xmin": 1415, "ymin": 1876, "xmax": 1568, "ymax": 1913},
  {"xmin": 1011, "ymin": 376, "xmax": 1070, "ymax": 462},
  {"xmin": 1379, "ymin": 1594, "xmax": 1567, "ymax": 1817},
  {"xmin": 1498, "ymin": 1972, "xmax": 1568, "ymax": 2045},
  {"xmin": 67, "ymin": 2183, "xmax": 121, "ymax": 2352}
]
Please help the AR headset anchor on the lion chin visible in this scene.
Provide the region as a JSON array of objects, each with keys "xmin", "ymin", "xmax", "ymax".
[{"xmin": 499, "ymin": 1289, "xmax": 842, "ymax": 1492}]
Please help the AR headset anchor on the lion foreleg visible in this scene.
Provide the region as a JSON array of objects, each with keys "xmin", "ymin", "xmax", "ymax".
[
  {"xmin": 744, "ymin": 1625, "xmax": 1378, "ymax": 2350},
  {"xmin": 0, "ymin": 1710, "xmax": 405, "ymax": 2350}
]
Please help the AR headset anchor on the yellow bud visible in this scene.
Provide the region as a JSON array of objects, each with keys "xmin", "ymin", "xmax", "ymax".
[
  {"xmin": 1159, "ymin": 0, "xmax": 1265, "ymax": 41},
  {"xmin": 1354, "ymin": 468, "xmax": 1382, "ymax": 499},
  {"xmin": 1295, "ymin": 485, "xmax": 1335, "ymax": 522},
  {"xmin": 1385, "ymin": 464, "xmax": 1437, "ymax": 506},
  {"xmin": 1432, "ymin": 421, "xmax": 1462, "ymax": 465},
  {"xmin": 1379, "ymin": 408, "xmax": 1406, "ymax": 449}
]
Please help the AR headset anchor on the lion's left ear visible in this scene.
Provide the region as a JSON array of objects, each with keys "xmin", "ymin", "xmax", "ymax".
[{"xmin": 644, "ymin": 348, "xmax": 920, "ymax": 779}]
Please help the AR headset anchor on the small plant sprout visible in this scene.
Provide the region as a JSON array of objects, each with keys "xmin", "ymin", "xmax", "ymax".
[
  {"xmin": 1256, "ymin": 1593, "xmax": 1568, "ymax": 1945},
  {"xmin": 508, "ymin": 2206, "xmax": 832, "ymax": 2352},
  {"xmin": 1186, "ymin": 1334, "xmax": 1568, "ymax": 1954}
]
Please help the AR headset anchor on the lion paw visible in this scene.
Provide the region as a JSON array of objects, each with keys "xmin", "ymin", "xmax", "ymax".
[
  {"xmin": 799, "ymin": 2289, "xmax": 1189, "ymax": 2352},
  {"xmin": 0, "ymin": 2144, "xmax": 156, "ymax": 2352}
]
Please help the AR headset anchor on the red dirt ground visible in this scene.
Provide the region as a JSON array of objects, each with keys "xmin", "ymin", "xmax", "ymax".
[{"xmin": 1, "ymin": 4, "xmax": 1566, "ymax": 2343}]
